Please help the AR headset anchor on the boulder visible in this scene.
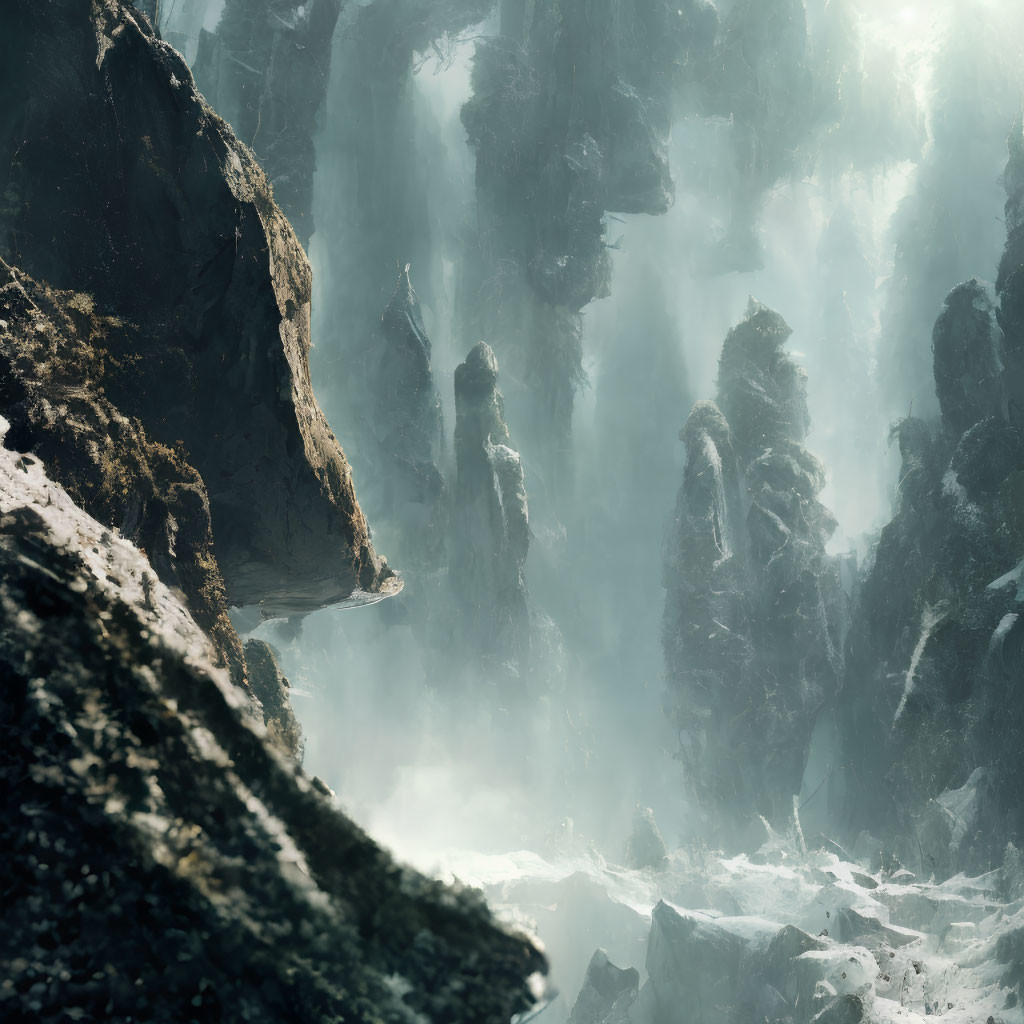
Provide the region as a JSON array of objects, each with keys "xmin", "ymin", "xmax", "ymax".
[{"xmin": 568, "ymin": 949, "xmax": 639, "ymax": 1024}]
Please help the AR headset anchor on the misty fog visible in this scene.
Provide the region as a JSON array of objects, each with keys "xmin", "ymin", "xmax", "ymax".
[{"xmin": 170, "ymin": 0, "xmax": 1024, "ymax": 1014}]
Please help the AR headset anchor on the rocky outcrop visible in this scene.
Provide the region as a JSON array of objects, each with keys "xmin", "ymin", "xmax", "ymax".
[
  {"xmin": 243, "ymin": 639, "xmax": 304, "ymax": 760},
  {"xmin": 837, "ymin": 126, "xmax": 1024, "ymax": 876},
  {"xmin": 628, "ymin": 901, "xmax": 879, "ymax": 1024},
  {"xmin": 932, "ymin": 279, "xmax": 1006, "ymax": 435},
  {"xmin": 0, "ymin": 427, "xmax": 546, "ymax": 1022},
  {"xmin": 0, "ymin": 262, "xmax": 246, "ymax": 689},
  {"xmin": 451, "ymin": 342, "xmax": 531, "ymax": 682},
  {"xmin": 0, "ymin": 0, "xmax": 394, "ymax": 618},
  {"xmin": 568, "ymin": 949, "xmax": 638, "ymax": 1024},
  {"xmin": 194, "ymin": 0, "xmax": 344, "ymax": 247},
  {"xmin": 635, "ymin": 901, "xmax": 753, "ymax": 1022},
  {"xmin": 460, "ymin": 0, "xmax": 717, "ymax": 489},
  {"xmin": 877, "ymin": 8, "xmax": 1021, "ymax": 422},
  {"xmin": 663, "ymin": 301, "xmax": 844, "ymax": 841}
]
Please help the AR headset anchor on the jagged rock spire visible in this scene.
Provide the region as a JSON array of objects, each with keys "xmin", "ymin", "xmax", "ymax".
[
  {"xmin": 451, "ymin": 342, "xmax": 531, "ymax": 679},
  {"xmin": 363, "ymin": 263, "xmax": 446, "ymax": 568},
  {"xmin": 663, "ymin": 302, "xmax": 843, "ymax": 842},
  {"xmin": 932, "ymin": 279, "xmax": 1006, "ymax": 436}
]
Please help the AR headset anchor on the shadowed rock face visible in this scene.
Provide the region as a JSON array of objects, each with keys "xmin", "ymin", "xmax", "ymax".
[
  {"xmin": 361, "ymin": 265, "xmax": 447, "ymax": 568},
  {"xmin": 0, "ymin": 428, "xmax": 546, "ymax": 1022},
  {"xmin": 193, "ymin": 0, "xmax": 344, "ymax": 248},
  {"xmin": 836, "ymin": 127, "xmax": 1024, "ymax": 877},
  {"xmin": 932, "ymin": 279, "xmax": 1006, "ymax": 437},
  {"xmin": 663, "ymin": 302, "xmax": 844, "ymax": 842},
  {"xmin": 0, "ymin": 0, "xmax": 394, "ymax": 617},
  {"xmin": 452, "ymin": 342, "xmax": 531, "ymax": 678},
  {"xmin": 569, "ymin": 949, "xmax": 638, "ymax": 1024},
  {"xmin": 243, "ymin": 638, "xmax": 304, "ymax": 760},
  {"xmin": 0, "ymin": 262, "xmax": 247, "ymax": 689}
]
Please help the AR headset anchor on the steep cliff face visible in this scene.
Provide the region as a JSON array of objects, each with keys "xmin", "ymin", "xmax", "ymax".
[
  {"xmin": 0, "ymin": 262, "xmax": 248, "ymax": 691},
  {"xmin": 837, "ymin": 126, "xmax": 1024, "ymax": 876},
  {"xmin": 0, "ymin": 426, "xmax": 545, "ymax": 1023},
  {"xmin": 663, "ymin": 302, "xmax": 844, "ymax": 841},
  {"xmin": 0, "ymin": 0, "xmax": 394, "ymax": 617}
]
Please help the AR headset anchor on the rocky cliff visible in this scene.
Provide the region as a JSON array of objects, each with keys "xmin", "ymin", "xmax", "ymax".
[
  {"xmin": 450, "ymin": 341, "xmax": 532, "ymax": 688},
  {"xmin": 0, "ymin": 0, "xmax": 395, "ymax": 618},
  {"xmin": 0, "ymin": 422, "xmax": 544, "ymax": 1022},
  {"xmin": 193, "ymin": 0, "xmax": 344, "ymax": 248},
  {"xmin": 0, "ymin": 1, "xmax": 546, "ymax": 1018},
  {"xmin": 836, "ymin": 123, "xmax": 1024, "ymax": 877}
]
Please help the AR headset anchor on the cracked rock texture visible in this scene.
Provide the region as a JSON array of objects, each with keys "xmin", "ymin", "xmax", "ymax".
[{"xmin": 0, "ymin": 0, "xmax": 394, "ymax": 618}]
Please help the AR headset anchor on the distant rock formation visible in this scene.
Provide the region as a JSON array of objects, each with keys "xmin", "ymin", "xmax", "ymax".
[
  {"xmin": 313, "ymin": 0, "xmax": 493, "ymax": 478},
  {"xmin": 359, "ymin": 265, "xmax": 446, "ymax": 569},
  {"xmin": 0, "ymin": 423, "xmax": 545, "ymax": 1022},
  {"xmin": 569, "ymin": 949, "xmax": 638, "ymax": 1024},
  {"xmin": 460, "ymin": 0, "xmax": 717, "ymax": 490},
  {"xmin": 837, "ymin": 124, "xmax": 1024, "ymax": 877},
  {"xmin": 663, "ymin": 301, "xmax": 844, "ymax": 841},
  {"xmin": 932, "ymin": 279, "xmax": 1006, "ymax": 435},
  {"xmin": 624, "ymin": 807, "xmax": 669, "ymax": 871},
  {"xmin": 193, "ymin": 0, "xmax": 344, "ymax": 247},
  {"xmin": 451, "ymin": 342, "xmax": 531, "ymax": 682},
  {"xmin": 0, "ymin": 0, "xmax": 395, "ymax": 617}
]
